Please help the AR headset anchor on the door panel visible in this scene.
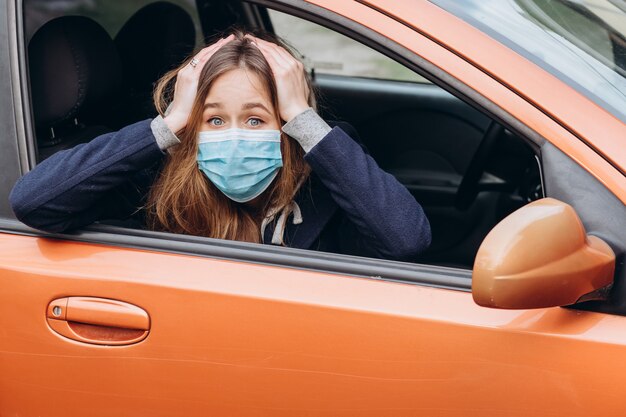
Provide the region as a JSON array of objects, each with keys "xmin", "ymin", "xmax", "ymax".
[{"xmin": 2, "ymin": 233, "xmax": 626, "ymax": 416}]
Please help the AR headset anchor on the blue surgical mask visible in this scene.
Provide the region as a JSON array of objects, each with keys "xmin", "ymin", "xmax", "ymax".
[{"xmin": 196, "ymin": 128, "xmax": 283, "ymax": 202}]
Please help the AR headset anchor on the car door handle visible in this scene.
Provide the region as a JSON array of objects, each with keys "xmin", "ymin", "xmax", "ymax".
[{"xmin": 46, "ymin": 297, "xmax": 150, "ymax": 346}]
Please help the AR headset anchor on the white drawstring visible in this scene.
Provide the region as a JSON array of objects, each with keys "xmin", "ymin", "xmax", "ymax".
[
  {"xmin": 260, "ymin": 206, "xmax": 281, "ymax": 242},
  {"xmin": 260, "ymin": 178, "xmax": 307, "ymax": 245},
  {"xmin": 260, "ymin": 201, "xmax": 303, "ymax": 245},
  {"xmin": 271, "ymin": 201, "xmax": 303, "ymax": 245},
  {"xmin": 291, "ymin": 201, "xmax": 303, "ymax": 224}
]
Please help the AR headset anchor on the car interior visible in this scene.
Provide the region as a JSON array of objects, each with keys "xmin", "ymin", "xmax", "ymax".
[{"xmin": 23, "ymin": 0, "xmax": 543, "ymax": 270}]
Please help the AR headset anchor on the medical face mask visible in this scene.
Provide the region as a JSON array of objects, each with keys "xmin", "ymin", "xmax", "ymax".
[{"xmin": 196, "ymin": 128, "xmax": 283, "ymax": 203}]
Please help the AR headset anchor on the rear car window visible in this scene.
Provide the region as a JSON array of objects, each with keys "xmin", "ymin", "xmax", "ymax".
[{"xmin": 24, "ymin": 0, "xmax": 202, "ymax": 43}]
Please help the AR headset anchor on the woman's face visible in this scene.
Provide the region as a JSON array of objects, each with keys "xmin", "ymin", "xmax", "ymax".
[{"xmin": 200, "ymin": 68, "xmax": 279, "ymax": 132}]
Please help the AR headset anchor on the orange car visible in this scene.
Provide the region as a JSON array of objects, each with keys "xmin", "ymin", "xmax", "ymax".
[{"xmin": 1, "ymin": 0, "xmax": 625, "ymax": 415}]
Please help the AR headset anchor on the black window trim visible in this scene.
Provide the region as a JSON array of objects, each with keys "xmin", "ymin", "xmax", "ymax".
[
  {"xmin": 0, "ymin": 218, "xmax": 473, "ymax": 291},
  {"xmin": 3, "ymin": 0, "xmax": 565, "ymax": 294}
]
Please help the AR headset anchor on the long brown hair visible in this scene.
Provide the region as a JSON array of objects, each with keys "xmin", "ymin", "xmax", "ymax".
[{"xmin": 146, "ymin": 30, "xmax": 315, "ymax": 243}]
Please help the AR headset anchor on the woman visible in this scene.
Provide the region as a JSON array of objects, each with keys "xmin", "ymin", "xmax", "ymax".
[{"xmin": 10, "ymin": 31, "xmax": 431, "ymax": 260}]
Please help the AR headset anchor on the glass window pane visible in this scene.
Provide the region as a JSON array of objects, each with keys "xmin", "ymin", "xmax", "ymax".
[
  {"xmin": 25, "ymin": 0, "xmax": 202, "ymax": 44},
  {"xmin": 268, "ymin": 9, "xmax": 429, "ymax": 83}
]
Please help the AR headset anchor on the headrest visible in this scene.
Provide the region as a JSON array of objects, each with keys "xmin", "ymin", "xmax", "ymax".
[
  {"xmin": 29, "ymin": 16, "xmax": 123, "ymax": 127},
  {"xmin": 115, "ymin": 2, "xmax": 196, "ymax": 94}
]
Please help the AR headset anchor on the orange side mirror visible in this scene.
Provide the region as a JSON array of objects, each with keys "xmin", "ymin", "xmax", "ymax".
[{"xmin": 473, "ymin": 198, "xmax": 615, "ymax": 309}]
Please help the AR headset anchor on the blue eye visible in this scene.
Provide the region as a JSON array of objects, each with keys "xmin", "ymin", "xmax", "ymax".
[
  {"xmin": 247, "ymin": 118, "xmax": 263, "ymax": 127},
  {"xmin": 209, "ymin": 117, "xmax": 224, "ymax": 126}
]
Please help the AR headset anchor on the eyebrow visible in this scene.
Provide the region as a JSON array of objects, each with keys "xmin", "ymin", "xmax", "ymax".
[
  {"xmin": 241, "ymin": 102, "xmax": 271, "ymax": 113},
  {"xmin": 203, "ymin": 102, "xmax": 271, "ymax": 113}
]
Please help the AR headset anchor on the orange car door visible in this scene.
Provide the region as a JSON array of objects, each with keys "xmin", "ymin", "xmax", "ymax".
[
  {"xmin": 3, "ymin": 1, "xmax": 626, "ymax": 416},
  {"xmin": 2, "ymin": 231, "xmax": 626, "ymax": 416}
]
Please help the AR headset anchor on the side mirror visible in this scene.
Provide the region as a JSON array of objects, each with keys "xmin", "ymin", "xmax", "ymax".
[{"xmin": 473, "ymin": 198, "xmax": 615, "ymax": 309}]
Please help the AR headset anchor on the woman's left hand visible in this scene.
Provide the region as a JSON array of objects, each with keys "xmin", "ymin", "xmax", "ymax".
[{"xmin": 248, "ymin": 36, "xmax": 310, "ymax": 123}]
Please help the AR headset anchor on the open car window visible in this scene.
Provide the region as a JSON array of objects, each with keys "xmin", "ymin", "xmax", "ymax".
[
  {"xmin": 18, "ymin": 0, "xmax": 544, "ymax": 272},
  {"xmin": 264, "ymin": 7, "xmax": 543, "ymax": 268}
]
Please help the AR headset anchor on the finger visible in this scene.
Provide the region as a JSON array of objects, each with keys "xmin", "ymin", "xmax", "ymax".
[
  {"xmin": 257, "ymin": 45, "xmax": 284, "ymax": 76},
  {"xmin": 252, "ymin": 38, "xmax": 289, "ymax": 56},
  {"xmin": 197, "ymin": 34, "xmax": 234, "ymax": 60},
  {"xmin": 244, "ymin": 34, "xmax": 258, "ymax": 43},
  {"xmin": 245, "ymin": 34, "xmax": 278, "ymax": 54},
  {"xmin": 253, "ymin": 41, "xmax": 279, "ymax": 63},
  {"xmin": 205, "ymin": 34, "xmax": 235, "ymax": 51},
  {"xmin": 246, "ymin": 34, "xmax": 266, "ymax": 45},
  {"xmin": 265, "ymin": 42, "xmax": 301, "ymax": 71},
  {"xmin": 269, "ymin": 46, "xmax": 292, "ymax": 69},
  {"xmin": 188, "ymin": 35, "xmax": 234, "ymax": 71},
  {"xmin": 267, "ymin": 45, "xmax": 309, "ymax": 96},
  {"xmin": 193, "ymin": 40, "xmax": 221, "ymax": 61},
  {"xmin": 259, "ymin": 49, "xmax": 290, "ymax": 83},
  {"xmin": 256, "ymin": 42, "xmax": 290, "ymax": 70},
  {"xmin": 185, "ymin": 43, "xmax": 219, "ymax": 71},
  {"xmin": 270, "ymin": 43, "xmax": 298, "ymax": 64},
  {"xmin": 250, "ymin": 37, "xmax": 282, "ymax": 57}
]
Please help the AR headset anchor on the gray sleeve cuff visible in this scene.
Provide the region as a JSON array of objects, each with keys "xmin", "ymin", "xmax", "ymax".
[
  {"xmin": 281, "ymin": 108, "xmax": 332, "ymax": 153},
  {"xmin": 150, "ymin": 115, "xmax": 180, "ymax": 151}
]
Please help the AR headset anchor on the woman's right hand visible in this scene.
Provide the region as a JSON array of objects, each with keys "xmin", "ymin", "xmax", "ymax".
[{"xmin": 163, "ymin": 35, "xmax": 234, "ymax": 133}]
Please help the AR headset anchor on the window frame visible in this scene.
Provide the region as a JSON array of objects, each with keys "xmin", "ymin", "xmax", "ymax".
[
  {"xmin": 4, "ymin": 0, "xmax": 600, "ymax": 300},
  {"xmin": 0, "ymin": 0, "xmax": 32, "ymax": 218}
]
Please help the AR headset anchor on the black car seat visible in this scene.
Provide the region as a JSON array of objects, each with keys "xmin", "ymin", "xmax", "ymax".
[
  {"xmin": 29, "ymin": 16, "xmax": 123, "ymax": 161},
  {"xmin": 114, "ymin": 1, "xmax": 196, "ymax": 125}
]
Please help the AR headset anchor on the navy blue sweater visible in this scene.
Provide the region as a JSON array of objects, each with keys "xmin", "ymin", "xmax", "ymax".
[{"xmin": 10, "ymin": 120, "xmax": 431, "ymax": 260}]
